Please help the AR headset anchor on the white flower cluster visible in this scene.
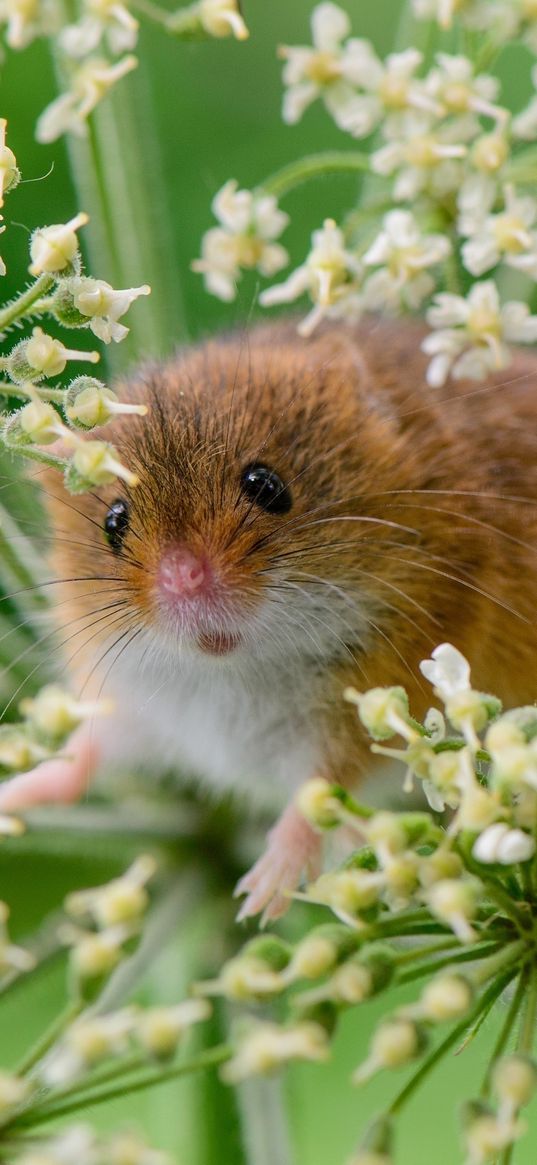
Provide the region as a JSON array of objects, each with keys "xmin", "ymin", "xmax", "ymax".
[
  {"xmin": 196, "ymin": 2, "xmax": 537, "ymax": 385},
  {"xmin": 0, "ymin": 148, "xmax": 151, "ymax": 493},
  {"xmin": 413, "ymin": 0, "xmax": 537, "ymax": 52},
  {"xmin": 1, "ymin": 1, "xmax": 248, "ymax": 141}
]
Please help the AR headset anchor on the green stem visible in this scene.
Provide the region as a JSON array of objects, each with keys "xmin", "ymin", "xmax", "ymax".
[
  {"xmin": 260, "ymin": 152, "xmax": 370, "ymax": 201},
  {"xmin": 15, "ymin": 1001, "xmax": 81, "ymax": 1078},
  {"xmin": 388, "ymin": 967, "xmax": 517, "ymax": 1117},
  {"xmin": 394, "ymin": 938, "xmax": 461, "ymax": 966},
  {"xmin": 10, "ymin": 1045, "xmax": 231, "ymax": 1130},
  {"xmin": 4, "ymin": 446, "xmax": 67, "ymax": 473},
  {"xmin": 0, "ymin": 384, "xmax": 66, "ymax": 403},
  {"xmin": 481, "ymin": 971, "xmax": 527, "ymax": 1099},
  {"xmin": 397, "ymin": 942, "xmax": 504, "ymax": 987},
  {"xmin": 0, "ymin": 276, "xmax": 54, "ymax": 334},
  {"xmin": 518, "ymin": 961, "xmax": 537, "ymax": 1054},
  {"xmin": 61, "ymin": 59, "xmax": 187, "ymax": 369}
]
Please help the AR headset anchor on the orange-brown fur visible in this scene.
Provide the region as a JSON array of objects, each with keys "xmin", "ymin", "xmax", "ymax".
[{"xmin": 44, "ymin": 316, "xmax": 537, "ymax": 791}]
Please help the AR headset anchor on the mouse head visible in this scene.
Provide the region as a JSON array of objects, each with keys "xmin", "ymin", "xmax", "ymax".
[{"xmin": 43, "ymin": 322, "xmax": 420, "ymax": 671}]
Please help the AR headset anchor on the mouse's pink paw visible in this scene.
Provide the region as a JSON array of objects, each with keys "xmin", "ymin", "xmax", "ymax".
[
  {"xmin": 234, "ymin": 802, "xmax": 322, "ymax": 925},
  {"xmin": 0, "ymin": 727, "xmax": 98, "ymax": 812}
]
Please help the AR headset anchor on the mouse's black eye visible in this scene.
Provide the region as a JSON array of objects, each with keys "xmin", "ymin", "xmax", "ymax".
[
  {"xmin": 240, "ymin": 464, "xmax": 292, "ymax": 515},
  {"xmin": 104, "ymin": 498, "xmax": 130, "ymax": 552}
]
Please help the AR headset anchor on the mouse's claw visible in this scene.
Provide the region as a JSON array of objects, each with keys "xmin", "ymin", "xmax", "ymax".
[{"xmin": 234, "ymin": 802, "xmax": 322, "ymax": 924}]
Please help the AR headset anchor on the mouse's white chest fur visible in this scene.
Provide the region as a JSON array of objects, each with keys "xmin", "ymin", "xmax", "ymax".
[{"xmin": 95, "ymin": 636, "xmax": 324, "ymax": 811}]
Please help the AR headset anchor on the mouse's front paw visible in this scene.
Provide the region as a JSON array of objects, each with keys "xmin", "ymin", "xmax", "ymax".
[{"xmin": 234, "ymin": 802, "xmax": 322, "ymax": 925}]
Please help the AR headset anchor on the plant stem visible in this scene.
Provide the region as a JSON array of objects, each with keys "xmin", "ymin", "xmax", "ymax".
[
  {"xmin": 388, "ymin": 967, "xmax": 517, "ymax": 1117},
  {"xmin": 10, "ymin": 1045, "xmax": 231, "ymax": 1130},
  {"xmin": 518, "ymin": 961, "xmax": 537, "ymax": 1054},
  {"xmin": 481, "ymin": 971, "xmax": 527, "ymax": 1099},
  {"xmin": 0, "ymin": 277, "xmax": 55, "ymax": 334},
  {"xmin": 397, "ymin": 942, "xmax": 504, "ymax": 987},
  {"xmin": 15, "ymin": 1001, "xmax": 81, "ymax": 1078},
  {"xmin": 260, "ymin": 152, "xmax": 370, "ymax": 200}
]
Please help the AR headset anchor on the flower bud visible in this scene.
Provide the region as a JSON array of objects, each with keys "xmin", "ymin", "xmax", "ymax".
[
  {"xmin": 136, "ymin": 999, "xmax": 211, "ymax": 1060},
  {"xmin": 0, "ymin": 727, "xmax": 47, "ymax": 772},
  {"xmin": 198, "ymin": 0, "xmax": 249, "ymax": 39},
  {"xmin": 0, "ymin": 1071, "xmax": 30, "ymax": 1114},
  {"xmin": 367, "ymin": 812, "xmax": 407, "ymax": 856},
  {"xmin": 308, "ymin": 868, "xmax": 382, "ymax": 920},
  {"xmin": 66, "ymin": 855, "xmax": 156, "ymax": 928},
  {"xmin": 445, "ymin": 690, "xmax": 501, "ymax": 738},
  {"xmin": 67, "ymin": 440, "xmax": 139, "ymax": 490},
  {"xmin": 69, "ymin": 929, "xmax": 126, "ymax": 981},
  {"xmin": 332, "ymin": 946, "xmax": 395, "ymax": 1005},
  {"xmin": 8, "ymin": 328, "xmax": 99, "ymax": 383},
  {"xmin": 418, "ymin": 847, "xmax": 463, "ymax": 888},
  {"xmin": 296, "ymin": 777, "xmax": 343, "ymax": 830},
  {"xmin": 0, "ymin": 119, "xmax": 20, "ymax": 207},
  {"xmin": 8, "ymin": 400, "xmax": 67, "ymax": 447},
  {"xmin": 426, "ymin": 878, "xmax": 480, "ymax": 942},
  {"xmin": 345, "ymin": 686, "xmax": 412, "ymax": 742},
  {"xmin": 65, "ymin": 379, "xmax": 147, "ymax": 430},
  {"xmin": 29, "ymin": 212, "xmax": 88, "ymax": 276},
  {"xmin": 287, "ymin": 925, "xmax": 358, "ymax": 981},
  {"xmin": 20, "ymin": 685, "xmax": 111, "ymax": 745},
  {"xmin": 472, "ymin": 133, "xmax": 509, "ymax": 174},
  {"xmin": 473, "ymin": 823, "xmax": 536, "ymax": 865},
  {"xmin": 493, "ymin": 1055, "xmax": 537, "ymax": 1111},
  {"xmin": 420, "ymin": 973, "xmax": 473, "ymax": 1022},
  {"xmin": 353, "ymin": 1019, "xmax": 427, "ymax": 1084}
]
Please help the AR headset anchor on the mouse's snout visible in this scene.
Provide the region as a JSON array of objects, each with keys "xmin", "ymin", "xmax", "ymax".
[{"xmin": 157, "ymin": 544, "xmax": 213, "ymax": 601}]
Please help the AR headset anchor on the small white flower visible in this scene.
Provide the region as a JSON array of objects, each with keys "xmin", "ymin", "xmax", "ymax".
[
  {"xmin": 279, "ymin": 2, "xmax": 371, "ymax": 134},
  {"xmin": 426, "ymin": 877, "xmax": 480, "ymax": 943},
  {"xmin": 462, "ymin": 186, "xmax": 537, "ymax": 278},
  {"xmin": 69, "ymin": 276, "xmax": 151, "ymax": 343},
  {"xmin": 60, "ymin": 0, "xmax": 139, "ymax": 58},
  {"xmin": 314, "ymin": 43, "xmax": 438, "ymax": 139},
  {"xmin": 425, "ymin": 53, "xmax": 504, "ymax": 124},
  {"xmin": 9, "ymin": 328, "xmax": 99, "ymax": 382},
  {"xmin": 473, "ymin": 823, "xmax": 536, "ymax": 864},
  {"xmin": 36, "ymin": 55, "xmax": 138, "ymax": 143},
  {"xmin": 420, "ymin": 643, "xmax": 471, "ymax": 700},
  {"xmin": 28, "ymin": 212, "xmax": 88, "ymax": 277},
  {"xmin": 192, "ymin": 180, "xmax": 289, "ymax": 302},
  {"xmin": 371, "ymin": 113, "xmax": 468, "ymax": 202},
  {"xmin": 42, "ymin": 1009, "xmax": 136, "ymax": 1086},
  {"xmin": 66, "ymin": 855, "xmax": 156, "ymax": 928},
  {"xmin": 197, "ymin": 0, "xmax": 248, "ymax": 39},
  {"xmin": 422, "ymin": 281, "xmax": 537, "ymax": 387},
  {"xmin": 363, "ymin": 210, "xmax": 450, "ymax": 311},
  {"xmin": 464, "ymin": 1110, "xmax": 525, "ymax": 1165},
  {"xmin": 353, "ymin": 1019, "xmax": 424, "ymax": 1084},
  {"xmin": 70, "ymin": 440, "xmax": 139, "ymax": 488},
  {"xmin": 20, "ymin": 684, "xmax": 110, "ymax": 742},
  {"xmin": 0, "ymin": 0, "xmax": 60, "ymax": 48},
  {"xmin": 260, "ymin": 218, "xmax": 364, "ymax": 336}
]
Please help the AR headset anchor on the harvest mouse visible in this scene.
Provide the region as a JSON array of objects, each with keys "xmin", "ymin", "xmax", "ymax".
[{"xmin": 2, "ymin": 316, "xmax": 537, "ymax": 920}]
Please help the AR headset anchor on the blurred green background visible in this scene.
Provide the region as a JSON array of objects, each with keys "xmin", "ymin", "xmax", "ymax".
[{"xmin": 1, "ymin": 3, "xmax": 536, "ymax": 1163}]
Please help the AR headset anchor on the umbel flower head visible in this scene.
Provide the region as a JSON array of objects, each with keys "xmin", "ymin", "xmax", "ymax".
[{"xmin": 202, "ymin": 642, "xmax": 537, "ymax": 1164}]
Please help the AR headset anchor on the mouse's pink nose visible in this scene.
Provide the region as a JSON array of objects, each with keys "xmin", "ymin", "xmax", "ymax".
[{"xmin": 158, "ymin": 545, "xmax": 211, "ymax": 599}]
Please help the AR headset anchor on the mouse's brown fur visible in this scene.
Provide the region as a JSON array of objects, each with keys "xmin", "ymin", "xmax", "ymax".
[{"xmin": 43, "ymin": 316, "xmax": 537, "ymax": 792}]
